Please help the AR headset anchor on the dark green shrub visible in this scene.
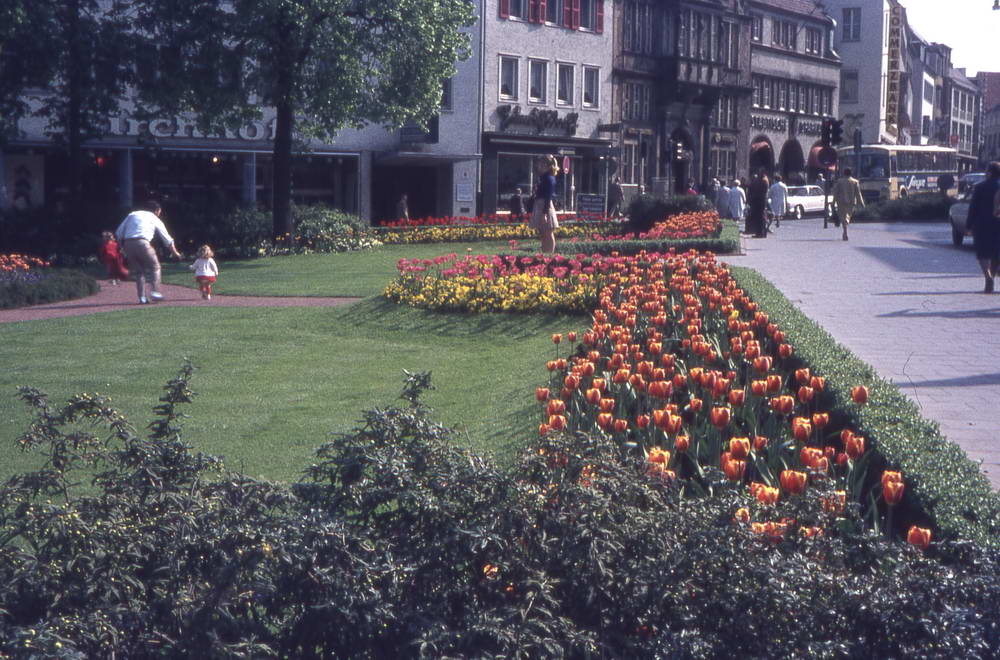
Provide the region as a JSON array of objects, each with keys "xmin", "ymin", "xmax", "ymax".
[
  {"xmin": 3, "ymin": 368, "xmax": 999, "ymax": 658},
  {"xmin": 623, "ymin": 194, "xmax": 714, "ymax": 234},
  {"xmin": 0, "ymin": 268, "xmax": 98, "ymax": 309},
  {"xmin": 853, "ymin": 194, "xmax": 953, "ymax": 222}
]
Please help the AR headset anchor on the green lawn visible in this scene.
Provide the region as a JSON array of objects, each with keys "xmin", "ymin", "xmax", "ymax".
[
  {"xmin": 161, "ymin": 239, "xmax": 541, "ymax": 297},
  {"xmin": 0, "ymin": 297, "xmax": 585, "ymax": 484}
]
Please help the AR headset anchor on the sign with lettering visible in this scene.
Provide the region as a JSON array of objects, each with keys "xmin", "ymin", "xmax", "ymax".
[
  {"xmin": 797, "ymin": 120, "xmax": 823, "ymax": 137},
  {"xmin": 750, "ymin": 114, "xmax": 787, "ymax": 133},
  {"xmin": 886, "ymin": 3, "xmax": 903, "ymax": 137},
  {"xmin": 497, "ymin": 105, "xmax": 579, "ymax": 136},
  {"xmin": 576, "ymin": 193, "xmax": 605, "ymax": 218}
]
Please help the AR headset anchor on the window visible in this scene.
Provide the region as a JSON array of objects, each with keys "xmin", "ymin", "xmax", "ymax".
[
  {"xmin": 772, "ymin": 20, "xmax": 796, "ymax": 50},
  {"xmin": 623, "ymin": 143, "xmax": 638, "ymax": 184},
  {"xmin": 752, "ymin": 76, "xmax": 762, "ymax": 107},
  {"xmin": 557, "ymin": 63, "xmax": 574, "ymax": 105},
  {"xmin": 624, "ymin": 0, "xmax": 654, "ymax": 55},
  {"xmin": 580, "ymin": 0, "xmax": 595, "ymax": 30},
  {"xmin": 441, "ymin": 78, "xmax": 453, "ymax": 110},
  {"xmin": 842, "ymin": 8, "xmax": 861, "ymax": 41},
  {"xmin": 923, "ymin": 81, "xmax": 933, "ymax": 103},
  {"xmin": 500, "ymin": 56, "xmax": 519, "ymax": 100},
  {"xmin": 583, "ymin": 67, "xmax": 599, "ymax": 107},
  {"xmin": 546, "ymin": 0, "xmax": 561, "ymax": 24},
  {"xmin": 763, "ymin": 78, "xmax": 773, "ymax": 108},
  {"xmin": 805, "ymin": 28, "xmax": 822, "ymax": 55},
  {"xmin": 715, "ymin": 94, "xmax": 736, "ymax": 129},
  {"xmin": 777, "ymin": 81, "xmax": 787, "ymax": 110},
  {"xmin": 840, "ymin": 70, "xmax": 859, "ymax": 103},
  {"xmin": 751, "ymin": 15, "xmax": 762, "ymax": 42},
  {"xmin": 510, "ymin": 0, "xmax": 527, "ymax": 19},
  {"xmin": 788, "ymin": 83, "xmax": 798, "ymax": 112},
  {"xmin": 529, "ymin": 60, "xmax": 547, "ymax": 103}
]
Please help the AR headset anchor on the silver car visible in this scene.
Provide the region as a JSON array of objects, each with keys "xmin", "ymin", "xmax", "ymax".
[
  {"xmin": 785, "ymin": 185, "xmax": 828, "ymax": 219},
  {"xmin": 949, "ymin": 192, "xmax": 971, "ymax": 246}
]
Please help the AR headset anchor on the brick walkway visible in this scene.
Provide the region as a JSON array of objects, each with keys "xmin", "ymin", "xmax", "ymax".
[
  {"xmin": 0, "ymin": 281, "xmax": 360, "ymax": 323},
  {"xmin": 727, "ymin": 219, "xmax": 1000, "ymax": 490}
]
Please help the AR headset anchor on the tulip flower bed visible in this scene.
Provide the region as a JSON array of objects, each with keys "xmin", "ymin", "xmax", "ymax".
[
  {"xmin": 0, "ymin": 253, "xmax": 98, "ymax": 309},
  {"xmin": 380, "ymin": 212, "xmax": 614, "ymax": 228},
  {"xmin": 530, "ymin": 249, "xmax": 1000, "ymax": 548},
  {"xmin": 564, "ymin": 212, "xmax": 741, "ymax": 256},
  {"xmin": 374, "ymin": 221, "xmax": 603, "ymax": 245}
]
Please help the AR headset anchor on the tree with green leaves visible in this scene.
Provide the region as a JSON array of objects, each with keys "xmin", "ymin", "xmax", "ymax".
[
  {"xmin": 0, "ymin": 1, "xmax": 133, "ymax": 206},
  {"xmin": 125, "ymin": 0, "xmax": 476, "ymax": 238}
]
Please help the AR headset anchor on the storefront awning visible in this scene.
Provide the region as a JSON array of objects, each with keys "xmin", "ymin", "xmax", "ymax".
[
  {"xmin": 808, "ymin": 144, "xmax": 838, "ymax": 169},
  {"xmin": 751, "ymin": 140, "xmax": 772, "ymax": 153},
  {"xmin": 376, "ymin": 150, "xmax": 481, "ymax": 166}
]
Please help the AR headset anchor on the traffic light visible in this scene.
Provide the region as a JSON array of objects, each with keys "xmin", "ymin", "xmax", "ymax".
[
  {"xmin": 821, "ymin": 118, "xmax": 832, "ymax": 146},
  {"xmin": 831, "ymin": 119, "xmax": 844, "ymax": 145},
  {"xmin": 674, "ymin": 140, "xmax": 685, "ymax": 161}
]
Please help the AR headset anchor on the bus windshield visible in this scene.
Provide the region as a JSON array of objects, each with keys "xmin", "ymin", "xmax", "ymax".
[{"xmin": 853, "ymin": 152, "xmax": 890, "ymax": 179}]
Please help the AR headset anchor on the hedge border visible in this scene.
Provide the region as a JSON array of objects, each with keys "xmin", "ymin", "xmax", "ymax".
[
  {"xmin": 730, "ymin": 265, "xmax": 1000, "ymax": 547},
  {"xmin": 562, "ymin": 219, "xmax": 740, "ymax": 256},
  {"xmin": 0, "ymin": 269, "xmax": 99, "ymax": 310}
]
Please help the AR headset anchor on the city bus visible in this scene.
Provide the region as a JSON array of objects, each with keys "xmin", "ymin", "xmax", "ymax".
[{"xmin": 835, "ymin": 144, "xmax": 958, "ymax": 203}]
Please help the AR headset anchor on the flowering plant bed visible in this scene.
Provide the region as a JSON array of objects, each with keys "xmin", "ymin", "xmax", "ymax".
[
  {"xmin": 0, "ymin": 254, "xmax": 98, "ymax": 309},
  {"xmin": 379, "ymin": 212, "xmax": 615, "ymax": 228},
  {"xmin": 373, "ymin": 221, "xmax": 605, "ymax": 244}
]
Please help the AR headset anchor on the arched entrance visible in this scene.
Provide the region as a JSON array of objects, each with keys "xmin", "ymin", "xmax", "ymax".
[
  {"xmin": 806, "ymin": 141, "xmax": 835, "ymax": 184},
  {"xmin": 748, "ymin": 136, "xmax": 775, "ymax": 178},
  {"xmin": 779, "ymin": 140, "xmax": 805, "ymax": 183}
]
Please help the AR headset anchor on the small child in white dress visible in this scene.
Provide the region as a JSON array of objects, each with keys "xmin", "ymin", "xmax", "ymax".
[{"xmin": 189, "ymin": 244, "xmax": 219, "ymax": 300}]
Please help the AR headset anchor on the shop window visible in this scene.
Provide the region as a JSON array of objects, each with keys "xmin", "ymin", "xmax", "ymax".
[
  {"xmin": 497, "ymin": 154, "xmax": 534, "ymax": 203},
  {"xmin": 529, "ymin": 60, "xmax": 548, "ymax": 103},
  {"xmin": 583, "ymin": 67, "xmax": 600, "ymax": 108},
  {"xmin": 557, "ymin": 63, "xmax": 574, "ymax": 105},
  {"xmin": 500, "ymin": 56, "xmax": 519, "ymax": 100}
]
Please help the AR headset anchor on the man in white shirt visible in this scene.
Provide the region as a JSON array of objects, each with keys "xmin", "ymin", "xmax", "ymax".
[
  {"xmin": 115, "ymin": 200, "xmax": 182, "ymax": 304},
  {"xmin": 716, "ymin": 181, "xmax": 731, "ymax": 219},
  {"xmin": 767, "ymin": 174, "xmax": 789, "ymax": 229}
]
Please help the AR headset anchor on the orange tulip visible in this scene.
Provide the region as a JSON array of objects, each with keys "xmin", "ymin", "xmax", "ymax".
[
  {"xmin": 881, "ymin": 470, "xmax": 903, "ymax": 489},
  {"xmin": 567, "ymin": 331, "xmax": 577, "ymax": 342},
  {"xmin": 907, "ymin": 525, "xmax": 932, "ymax": 550},
  {"xmin": 811, "ymin": 412, "xmax": 830, "ymax": 429},
  {"xmin": 729, "ymin": 436, "xmax": 751, "ymax": 459},
  {"xmin": 753, "ymin": 356, "xmax": 773, "ymax": 373},
  {"xmin": 674, "ymin": 434, "xmax": 690, "ymax": 452},
  {"xmin": 592, "ymin": 377, "xmax": 607, "ymax": 392},
  {"xmin": 883, "ymin": 479, "xmax": 905, "ymax": 506},
  {"xmin": 647, "ymin": 446, "xmax": 670, "ymax": 464},
  {"xmin": 483, "ymin": 563, "xmax": 499, "ymax": 580},
  {"xmin": 753, "ymin": 435, "xmax": 769, "ymax": 451},
  {"xmin": 797, "ymin": 386, "xmax": 815, "ymax": 404},
  {"xmin": 751, "ymin": 379, "xmax": 768, "ymax": 397},
  {"xmin": 546, "ymin": 399, "xmax": 566, "ymax": 416},
  {"xmin": 780, "ymin": 469, "xmax": 808, "ymax": 495},
  {"xmin": 851, "ymin": 385, "xmax": 869, "ymax": 405},
  {"xmin": 548, "ymin": 414, "xmax": 567, "ymax": 430},
  {"xmin": 845, "ymin": 434, "xmax": 865, "ymax": 460},
  {"xmin": 599, "ymin": 397, "xmax": 616, "ymax": 413},
  {"xmin": 728, "ymin": 389, "xmax": 746, "ymax": 407},
  {"xmin": 754, "ymin": 484, "xmax": 780, "ymax": 505},
  {"xmin": 723, "ymin": 457, "xmax": 746, "ymax": 481},
  {"xmin": 766, "ymin": 374, "xmax": 783, "ymax": 393},
  {"xmin": 810, "ymin": 375, "xmax": 826, "ymax": 391},
  {"xmin": 771, "ymin": 395, "xmax": 795, "ymax": 415},
  {"xmin": 792, "ymin": 417, "xmax": 813, "ymax": 442},
  {"xmin": 584, "ymin": 388, "xmax": 602, "ymax": 405},
  {"xmin": 636, "ymin": 414, "xmax": 650, "ymax": 429},
  {"xmin": 613, "ymin": 418, "xmax": 629, "ymax": 433},
  {"xmin": 733, "ymin": 507, "xmax": 751, "ymax": 524},
  {"xmin": 612, "ymin": 368, "xmax": 631, "ymax": 384},
  {"xmin": 710, "ymin": 406, "xmax": 732, "ymax": 429},
  {"xmin": 538, "ymin": 423, "xmax": 550, "ymax": 436},
  {"xmin": 689, "ymin": 397, "xmax": 703, "ymax": 413},
  {"xmin": 795, "ymin": 368, "xmax": 811, "ymax": 384},
  {"xmin": 552, "ymin": 333, "xmax": 562, "ymax": 344},
  {"xmin": 535, "ymin": 387, "xmax": 550, "ymax": 402},
  {"xmin": 778, "ymin": 343, "xmax": 794, "ymax": 358},
  {"xmin": 596, "ymin": 412, "xmax": 613, "ymax": 429},
  {"xmin": 800, "ymin": 446, "xmax": 823, "ymax": 468}
]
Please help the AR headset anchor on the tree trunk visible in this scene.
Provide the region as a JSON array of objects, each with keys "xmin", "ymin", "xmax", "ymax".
[
  {"xmin": 66, "ymin": 0, "xmax": 83, "ymax": 211},
  {"xmin": 272, "ymin": 100, "xmax": 294, "ymax": 241}
]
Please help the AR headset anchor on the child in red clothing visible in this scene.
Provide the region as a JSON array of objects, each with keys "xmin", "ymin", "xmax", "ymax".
[
  {"xmin": 189, "ymin": 244, "xmax": 219, "ymax": 300},
  {"xmin": 98, "ymin": 231, "xmax": 129, "ymax": 284}
]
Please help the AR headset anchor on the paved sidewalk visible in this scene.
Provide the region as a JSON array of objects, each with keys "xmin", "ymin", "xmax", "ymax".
[
  {"xmin": 0, "ymin": 281, "xmax": 360, "ymax": 324},
  {"xmin": 726, "ymin": 219, "xmax": 1000, "ymax": 490}
]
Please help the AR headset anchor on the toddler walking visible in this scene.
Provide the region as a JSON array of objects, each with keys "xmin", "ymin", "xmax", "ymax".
[
  {"xmin": 189, "ymin": 245, "xmax": 219, "ymax": 300},
  {"xmin": 98, "ymin": 231, "xmax": 129, "ymax": 285}
]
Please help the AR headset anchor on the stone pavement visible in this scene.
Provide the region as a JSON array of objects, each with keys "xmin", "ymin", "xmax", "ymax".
[{"xmin": 726, "ymin": 218, "xmax": 1000, "ymax": 490}]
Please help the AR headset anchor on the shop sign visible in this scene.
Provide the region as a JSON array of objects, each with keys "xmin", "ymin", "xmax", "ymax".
[
  {"xmin": 796, "ymin": 119, "xmax": 823, "ymax": 137},
  {"xmin": 576, "ymin": 193, "xmax": 605, "ymax": 217},
  {"xmin": 886, "ymin": 3, "xmax": 904, "ymax": 136},
  {"xmin": 110, "ymin": 115, "xmax": 276, "ymax": 141},
  {"xmin": 750, "ymin": 114, "xmax": 787, "ymax": 133},
  {"xmin": 497, "ymin": 105, "xmax": 579, "ymax": 136}
]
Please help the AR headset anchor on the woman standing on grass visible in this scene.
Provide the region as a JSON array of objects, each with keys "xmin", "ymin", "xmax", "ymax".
[{"xmin": 530, "ymin": 155, "xmax": 560, "ymax": 253}]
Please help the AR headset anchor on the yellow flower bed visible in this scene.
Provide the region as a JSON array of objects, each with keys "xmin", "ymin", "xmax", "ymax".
[{"xmin": 385, "ymin": 272, "xmax": 602, "ymax": 313}]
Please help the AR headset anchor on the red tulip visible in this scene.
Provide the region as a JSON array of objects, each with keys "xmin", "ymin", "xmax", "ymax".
[
  {"xmin": 674, "ymin": 434, "xmax": 690, "ymax": 452},
  {"xmin": 596, "ymin": 412, "xmax": 613, "ymax": 429},
  {"xmin": 535, "ymin": 387, "xmax": 549, "ymax": 402},
  {"xmin": 728, "ymin": 389, "xmax": 746, "ymax": 407},
  {"xmin": 729, "ymin": 436, "xmax": 750, "ymax": 460},
  {"xmin": 780, "ymin": 469, "xmax": 808, "ymax": 495},
  {"xmin": 548, "ymin": 414, "xmax": 567, "ymax": 430},
  {"xmin": 845, "ymin": 434, "xmax": 865, "ymax": 460},
  {"xmin": 797, "ymin": 386, "xmax": 815, "ymax": 404},
  {"xmin": 636, "ymin": 414, "xmax": 650, "ymax": 429},
  {"xmin": 795, "ymin": 368, "xmax": 811, "ymax": 384},
  {"xmin": 552, "ymin": 333, "xmax": 562, "ymax": 344},
  {"xmin": 851, "ymin": 385, "xmax": 869, "ymax": 405},
  {"xmin": 778, "ymin": 343, "xmax": 794, "ymax": 358},
  {"xmin": 883, "ymin": 479, "xmax": 905, "ymax": 506},
  {"xmin": 907, "ymin": 525, "xmax": 932, "ymax": 550},
  {"xmin": 710, "ymin": 406, "xmax": 732, "ymax": 429}
]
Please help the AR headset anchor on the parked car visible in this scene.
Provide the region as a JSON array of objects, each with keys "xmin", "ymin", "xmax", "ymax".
[
  {"xmin": 958, "ymin": 172, "xmax": 986, "ymax": 195},
  {"xmin": 949, "ymin": 192, "xmax": 971, "ymax": 246},
  {"xmin": 785, "ymin": 185, "xmax": 828, "ymax": 219}
]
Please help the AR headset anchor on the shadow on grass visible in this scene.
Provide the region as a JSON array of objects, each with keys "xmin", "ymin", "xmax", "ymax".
[{"xmin": 340, "ymin": 296, "xmax": 590, "ymax": 341}]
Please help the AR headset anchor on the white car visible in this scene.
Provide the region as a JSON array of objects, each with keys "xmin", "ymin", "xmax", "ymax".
[
  {"xmin": 949, "ymin": 193, "xmax": 971, "ymax": 246},
  {"xmin": 784, "ymin": 185, "xmax": 828, "ymax": 219}
]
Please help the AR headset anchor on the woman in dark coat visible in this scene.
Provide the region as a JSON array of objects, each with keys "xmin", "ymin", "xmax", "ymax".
[
  {"xmin": 968, "ymin": 161, "xmax": 1000, "ymax": 293},
  {"xmin": 747, "ymin": 169, "xmax": 770, "ymax": 238}
]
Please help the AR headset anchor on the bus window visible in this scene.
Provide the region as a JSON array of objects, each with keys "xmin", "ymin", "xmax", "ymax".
[{"xmin": 858, "ymin": 153, "xmax": 889, "ymax": 178}]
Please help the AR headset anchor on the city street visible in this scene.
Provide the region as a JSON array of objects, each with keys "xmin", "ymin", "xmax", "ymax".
[{"xmin": 728, "ymin": 218, "xmax": 1000, "ymax": 490}]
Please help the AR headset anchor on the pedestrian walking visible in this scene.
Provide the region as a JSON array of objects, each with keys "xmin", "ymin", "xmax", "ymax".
[
  {"xmin": 830, "ymin": 168, "xmax": 865, "ymax": 241},
  {"xmin": 114, "ymin": 200, "xmax": 182, "ymax": 304},
  {"xmin": 509, "ymin": 187, "xmax": 525, "ymax": 221},
  {"xmin": 395, "ymin": 194, "xmax": 410, "ymax": 223},
  {"xmin": 716, "ymin": 180, "xmax": 731, "ymax": 220},
  {"xmin": 608, "ymin": 177, "xmax": 624, "ymax": 218},
  {"xmin": 767, "ymin": 174, "xmax": 789, "ymax": 229},
  {"xmin": 748, "ymin": 170, "xmax": 770, "ymax": 238},
  {"xmin": 967, "ymin": 161, "xmax": 1000, "ymax": 292},
  {"xmin": 530, "ymin": 155, "xmax": 560, "ymax": 253},
  {"xmin": 189, "ymin": 244, "xmax": 220, "ymax": 301},
  {"xmin": 728, "ymin": 178, "xmax": 746, "ymax": 228}
]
